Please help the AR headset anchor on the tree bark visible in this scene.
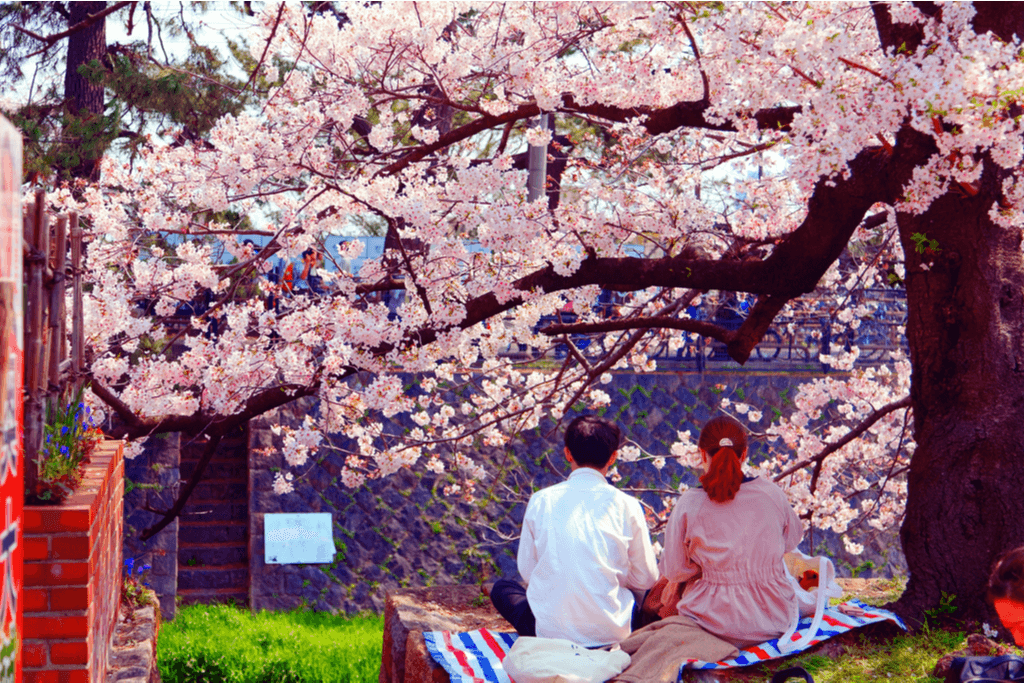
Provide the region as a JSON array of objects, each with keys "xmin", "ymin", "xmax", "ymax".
[
  {"xmin": 893, "ymin": 158, "xmax": 1024, "ymax": 625},
  {"xmin": 63, "ymin": 1, "xmax": 107, "ymax": 181}
]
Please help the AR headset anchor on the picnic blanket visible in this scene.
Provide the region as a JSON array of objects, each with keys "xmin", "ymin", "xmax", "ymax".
[{"xmin": 423, "ymin": 600, "xmax": 906, "ymax": 683}]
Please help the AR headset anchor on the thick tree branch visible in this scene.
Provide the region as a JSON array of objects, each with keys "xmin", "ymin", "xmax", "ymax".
[
  {"xmin": 379, "ymin": 137, "xmax": 921, "ymax": 361},
  {"xmin": 728, "ymin": 294, "xmax": 792, "ymax": 363},
  {"xmin": 541, "ymin": 315, "xmax": 735, "ymax": 346},
  {"xmin": 562, "ymin": 95, "xmax": 801, "ymax": 136},
  {"xmin": 379, "ymin": 95, "xmax": 802, "ymax": 179},
  {"xmin": 139, "ymin": 433, "xmax": 221, "ymax": 541},
  {"xmin": 96, "ymin": 380, "xmax": 325, "ymax": 440}
]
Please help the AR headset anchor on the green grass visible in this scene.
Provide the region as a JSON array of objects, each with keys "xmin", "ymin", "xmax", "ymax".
[
  {"xmin": 157, "ymin": 589, "xmax": 1023, "ymax": 683},
  {"xmin": 158, "ymin": 603, "xmax": 383, "ymax": 683},
  {"xmin": 783, "ymin": 628, "xmax": 967, "ymax": 683}
]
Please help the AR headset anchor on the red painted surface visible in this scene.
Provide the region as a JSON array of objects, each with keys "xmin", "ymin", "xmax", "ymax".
[{"xmin": 1, "ymin": 113, "xmax": 24, "ymax": 683}]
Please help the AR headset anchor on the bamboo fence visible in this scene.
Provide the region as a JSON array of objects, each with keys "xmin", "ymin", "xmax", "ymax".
[{"xmin": 23, "ymin": 188, "xmax": 85, "ymax": 498}]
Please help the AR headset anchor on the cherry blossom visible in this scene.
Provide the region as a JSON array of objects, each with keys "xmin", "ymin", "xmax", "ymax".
[{"xmin": 44, "ymin": 1, "xmax": 1021, "ymax": 556}]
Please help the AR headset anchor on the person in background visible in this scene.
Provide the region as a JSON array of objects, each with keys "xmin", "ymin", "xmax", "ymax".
[
  {"xmin": 300, "ymin": 247, "xmax": 324, "ymax": 294},
  {"xmin": 988, "ymin": 545, "xmax": 1024, "ymax": 646},
  {"xmin": 489, "ymin": 415, "xmax": 659, "ymax": 647}
]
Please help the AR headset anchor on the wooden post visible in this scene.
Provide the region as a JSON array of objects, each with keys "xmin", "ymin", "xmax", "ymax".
[
  {"xmin": 70, "ymin": 213, "xmax": 83, "ymax": 396},
  {"xmin": 24, "ymin": 193, "xmax": 48, "ymax": 497},
  {"xmin": 47, "ymin": 214, "xmax": 67, "ymax": 400}
]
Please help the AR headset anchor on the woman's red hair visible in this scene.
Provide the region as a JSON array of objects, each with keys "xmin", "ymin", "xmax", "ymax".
[{"xmin": 698, "ymin": 415, "xmax": 748, "ymax": 503}]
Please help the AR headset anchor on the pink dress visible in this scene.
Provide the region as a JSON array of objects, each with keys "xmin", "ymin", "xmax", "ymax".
[{"xmin": 660, "ymin": 477, "xmax": 803, "ymax": 648}]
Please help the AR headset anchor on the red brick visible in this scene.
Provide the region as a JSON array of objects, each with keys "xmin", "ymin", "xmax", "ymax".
[
  {"xmin": 23, "ymin": 588, "xmax": 48, "ymax": 612},
  {"xmin": 57, "ymin": 509, "xmax": 91, "ymax": 533},
  {"xmin": 23, "ymin": 506, "xmax": 91, "ymax": 534},
  {"xmin": 23, "ymin": 509, "xmax": 44, "ymax": 533},
  {"xmin": 57, "ymin": 670, "xmax": 89, "ymax": 683},
  {"xmin": 50, "ymin": 586, "xmax": 89, "ymax": 611},
  {"xmin": 24, "ymin": 537, "xmax": 49, "ymax": 561},
  {"xmin": 24, "ymin": 615, "xmax": 88, "ymax": 639},
  {"xmin": 24, "ymin": 561, "xmax": 89, "ymax": 587},
  {"xmin": 50, "ymin": 535, "xmax": 90, "ymax": 560},
  {"xmin": 50, "ymin": 641, "xmax": 88, "ymax": 665},
  {"xmin": 22, "ymin": 641, "xmax": 47, "ymax": 668},
  {"xmin": 24, "ymin": 671, "xmax": 57, "ymax": 683}
]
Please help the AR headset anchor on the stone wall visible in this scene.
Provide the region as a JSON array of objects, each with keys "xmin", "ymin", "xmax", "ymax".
[
  {"xmin": 123, "ymin": 432, "xmax": 180, "ymax": 621},
  {"xmin": 247, "ymin": 370, "xmax": 907, "ymax": 615}
]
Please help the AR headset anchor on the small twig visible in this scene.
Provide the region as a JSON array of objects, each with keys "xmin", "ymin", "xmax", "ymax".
[
  {"xmin": 774, "ymin": 395, "xmax": 912, "ymax": 484},
  {"xmin": 838, "ymin": 56, "xmax": 888, "ymax": 82},
  {"xmin": 241, "ymin": 3, "xmax": 285, "ymax": 95}
]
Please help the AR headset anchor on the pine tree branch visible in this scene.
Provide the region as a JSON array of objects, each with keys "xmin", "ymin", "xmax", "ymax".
[{"xmin": 16, "ymin": 1, "xmax": 133, "ymax": 57}]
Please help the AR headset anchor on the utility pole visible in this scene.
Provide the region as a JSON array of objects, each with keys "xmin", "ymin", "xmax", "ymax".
[{"xmin": 527, "ymin": 113, "xmax": 549, "ymax": 202}]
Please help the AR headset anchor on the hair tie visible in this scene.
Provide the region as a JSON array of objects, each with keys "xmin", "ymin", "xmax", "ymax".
[{"xmin": 719, "ymin": 438, "xmax": 733, "ymax": 448}]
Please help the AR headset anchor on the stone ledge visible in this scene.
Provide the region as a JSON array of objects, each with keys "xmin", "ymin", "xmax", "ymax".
[
  {"xmin": 381, "ymin": 585, "xmax": 508, "ymax": 683},
  {"xmin": 108, "ymin": 590, "xmax": 161, "ymax": 683}
]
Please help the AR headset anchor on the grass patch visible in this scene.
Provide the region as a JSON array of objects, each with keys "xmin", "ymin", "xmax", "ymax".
[
  {"xmin": 786, "ymin": 629, "xmax": 965, "ymax": 682},
  {"xmin": 158, "ymin": 603, "xmax": 382, "ymax": 683}
]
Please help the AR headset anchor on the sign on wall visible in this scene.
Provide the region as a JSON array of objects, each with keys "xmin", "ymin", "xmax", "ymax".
[
  {"xmin": 0, "ymin": 116, "xmax": 23, "ymax": 683},
  {"xmin": 264, "ymin": 513, "xmax": 335, "ymax": 565}
]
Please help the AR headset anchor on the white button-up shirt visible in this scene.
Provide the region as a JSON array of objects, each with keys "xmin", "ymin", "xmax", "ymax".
[{"xmin": 518, "ymin": 467, "xmax": 659, "ymax": 646}]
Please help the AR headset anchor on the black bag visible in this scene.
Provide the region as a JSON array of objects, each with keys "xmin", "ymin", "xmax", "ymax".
[
  {"xmin": 945, "ymin": 655, "xmax": 1024, "ymax": 682},
  {"xmin": 771, "ymin": 666, "xmax": 815, "ymax": 683}
]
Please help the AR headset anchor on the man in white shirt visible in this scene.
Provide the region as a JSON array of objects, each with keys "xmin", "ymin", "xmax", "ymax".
[{"xmin": 489, "ymin": 415, "xmax": 659, "ymax": 647}]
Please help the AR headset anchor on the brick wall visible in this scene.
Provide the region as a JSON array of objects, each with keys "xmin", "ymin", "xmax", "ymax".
[{"xmin": 24, "ymin": 440, "xmax": 124, "ymax": 683}]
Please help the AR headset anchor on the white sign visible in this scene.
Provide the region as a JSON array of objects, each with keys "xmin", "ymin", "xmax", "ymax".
[{"xmin": 264, "ymin": 513, "xmax": 335, "ymax": 565}]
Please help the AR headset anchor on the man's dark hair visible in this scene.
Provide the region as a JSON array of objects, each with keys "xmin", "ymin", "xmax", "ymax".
[{"xmin": 565, "ymin": 415, "xmax": 621, "ymax": 469}]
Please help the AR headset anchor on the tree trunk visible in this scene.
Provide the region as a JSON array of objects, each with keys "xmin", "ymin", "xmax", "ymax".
[
  {"xmin": 63, "ymin": 1, "xmax": 107, "ymax": 181},
  {"xmin": 894, "ymin": 162, "xmax": 1024, "ymax": 626}
]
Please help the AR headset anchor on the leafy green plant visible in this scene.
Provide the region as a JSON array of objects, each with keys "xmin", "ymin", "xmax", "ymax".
[
  {"xmin": 923, "ymin": 591, "xmax": 959, "ymax": 630},
  {"xmin": 159, "ymin": 603, "xmax": 383, "ymax": 683},
  {"xmin": 122, "ymin": 557, "xmax": 153, "ymax": 610},
  {"xmin": 851, "ymin": 561, "xmax": 876, "ymax": 579},
  {"xmin": 30, "ymin": 385, "xmax": 103, "ymax": 503},
  {"xmin": 911, "ymin": 232, "xmax": 941, "ymax": 255}
]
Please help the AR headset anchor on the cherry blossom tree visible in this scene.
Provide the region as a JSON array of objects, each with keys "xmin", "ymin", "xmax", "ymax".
[{"xmin": 42, "ymin": 1, "xmax": 1024, "ymax": 625}]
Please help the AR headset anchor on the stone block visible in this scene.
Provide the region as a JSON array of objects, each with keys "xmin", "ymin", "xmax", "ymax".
[
  {"xmin": 282, "ymin": 493, "xmax": 315, "ymax": 513},
  {"xmin": 380, "ymin": 487, "xmax": 406, "ymax": 511},
  {"xmin": 403, "ymin": 630, "xmax": 450, "ymax": 683},
  {"xmin": 380, "ymin": 586, "xmax": 508, "ymax": 683},
  {"xmin": 355, "ymin": 488, "xmax": 377, "ymax": 513}
]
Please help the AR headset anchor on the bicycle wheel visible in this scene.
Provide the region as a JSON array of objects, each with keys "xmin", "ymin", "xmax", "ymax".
[{"xmin": 756, "ymin": 329, "xmax": 783, "ymax": 360}]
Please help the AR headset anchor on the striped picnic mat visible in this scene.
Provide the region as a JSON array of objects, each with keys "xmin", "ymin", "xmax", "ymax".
[
  {"xmin": 684, "ymin": 599, "xmax": 906, "ymax": 670},
  {"xmin": 424, "ymin": 629, "xmax": 519, "ymax": 683},
  {"xmin": 424, "ymin": 600, "xmax": 906, "ymax": 683}
]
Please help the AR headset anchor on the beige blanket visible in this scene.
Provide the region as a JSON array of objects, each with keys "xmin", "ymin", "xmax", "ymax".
[{"xmin": 611, "ymin": 616, "xmax": 740, "ymax": 683}]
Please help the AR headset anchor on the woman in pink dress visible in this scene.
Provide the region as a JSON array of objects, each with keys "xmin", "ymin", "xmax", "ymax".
[{"xmin": 660, "ymin": 415, "xmax": 803, "ymax": 647}]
